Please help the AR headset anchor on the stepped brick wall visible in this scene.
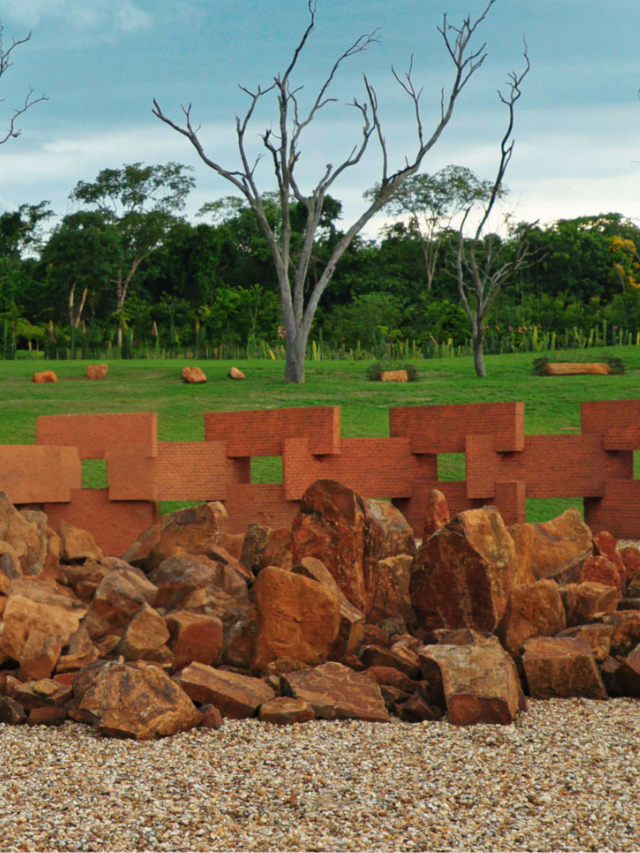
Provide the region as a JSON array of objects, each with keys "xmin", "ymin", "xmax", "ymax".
[{"xmin": 1, "ymin": 400, "xmax": 639, "ymax": 555}]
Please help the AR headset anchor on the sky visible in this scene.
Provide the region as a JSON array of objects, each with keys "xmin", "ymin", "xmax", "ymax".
[{"xmin": 0, "ymin": 0, "xmax": 638, "ymax": 238}]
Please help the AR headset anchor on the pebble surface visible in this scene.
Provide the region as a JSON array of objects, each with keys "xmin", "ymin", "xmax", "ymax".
[{"xmin": 2, "ymin": 699, "xmax": 640, "ymax": 853}]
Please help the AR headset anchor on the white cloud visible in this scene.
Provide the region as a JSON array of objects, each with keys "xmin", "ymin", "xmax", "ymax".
[{"xmin": 0, "ymin": 0, "xmax": 152, "ymax": 33}]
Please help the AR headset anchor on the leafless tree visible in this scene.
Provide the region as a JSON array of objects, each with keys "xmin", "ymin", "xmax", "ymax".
[
  {"xmin": 452, "ymin": 44, "xmax": 532, "ymax": 377},
  {"xmin": 154, "ymin": 0, "xmax": 506, "ymax": 383},
  {"xmin": 0, "ymin": 26, "xmax": 46, "ymax": 145}
]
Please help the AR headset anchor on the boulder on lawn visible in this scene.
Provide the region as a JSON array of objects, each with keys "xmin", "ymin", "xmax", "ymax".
[
  {"xmin": 422, "ymin": 488, "xmax": 450, "ymax": 541},
  {"xmin": 522, "ymin": 636, "xmax": 607, "ymax": 700},
  {"xmin": 32, "ymin": 370, "xmax": 57, "ymax": 384},
  {"xmin": 410, "ymin": 506, "xmax": 517, "ymax": 633},
  {"xmin": 164, "ymin": 610, "xmax": 224, "ymax": 671},
  {"xmin": 174, "ymin": 661, "xmax": 274, "ymax": 718},
  {"xmin": 291, "ymin": 480, "xmax": 368, "ymax": 612},
  {"xmin": 496, "ymin": 579, "xmax": 566, "ymax": 660},
  {"xmin": 228, "ymin": 366, "xmax": 245, "ymax": 380},
  {"xmin": 70, "ymin": 660, "xmax": 201, "ymax": 739},
  {"xmin": 86, "ymin": 364, "xmax": 108, "ymax": 380},
  {"xmin": 418, "ymin": 641, "xmax": 523, "ymax": 726},
  {"xmin": 509, "ymin": 508, "xmax": 592, "ymax": 584},
  {"xmin": 252, "ymin": 566, "xmax": 340, "ymax": 672},
  {"xmin": 282, "ymin": 661, "xmax": 389, "ymax": 722},
  {"xmin": 560, "ymin": 581, "xmax": 620, "ymax": 628},
  {"xmin": 181, "ymin": 366, "xmax": 207, "ymax": 384}
]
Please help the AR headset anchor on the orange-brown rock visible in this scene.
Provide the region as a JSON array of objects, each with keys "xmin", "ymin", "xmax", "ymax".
[
  {"xmin": 291, "ymin": 557, "xmax": 364, "ymax": 660},
  {"xmin": 418, "ymin": 641, "xmax": 523, "ymax": 726},
  {"xmin": 0, "ymin": 493, "xmax": 49, "ymax": 577},
  {"xmin": 174, "ymin": 661, "xmax": 274, "ymax": 718},
  {"xmin": 282, "ymin": 661, "xmax": 389, "ymax": 722},
  {"xmin": 592, "ymin": 611, "xmax": 640, "ymax": 657},
  {"xmin": 496, "ymin": 580, "xmax": 566, "ymax": 659},
  {"xmin": 359, "ymin": 644, "xmax": 421, "ymax": 679},
  {"xmin": 380, "ymin": 370, "xmax": 408, "ymax": 382},
  {"xmin": 115, "ymin": 602, "xmax": 171, "ymax": 661},
  {"xmin": 28, "ymin": 707, "xmax": 68, "ymax": 726},
  {"xmin": 410, "ymin": 507, "xmax": 517, "ymax": 633},
  {"xmin": 258, "ymin": 696, "xmax": 315, "ymax": 725},
  {"xmin": 228, "ymin": 366, "xmax": 245, "ymax": 380},
  {"xmin": 556, "ymin": 624, "xmax": 613, "ymax": 662},
  {"xmin": 522, "ymin": 636, "xmax": 607, "ymax": 699},
  {"xmin": 262, "ymin": 528, "xmax": 292, "ymax": 571},
  {"xmin": 59, "ymin": 519, "xmax": 102, "ymax": 563},
  {"xmin": 86, "ymin": 364, "xmax": 108, "ymax": 380},
  {"xmin": 593, "ymin": 531, "xmax": 627, "ymax": 585},
  {"xmin": 0, "ymin": 696, "xmax": 27, "ymax": 724},
  {"xmin": 82, "ymin": 564, "xmax": 158, "ymax": 642},
  {"xmin": 620, "ymin": 545, "xmax": 640, "ymax": 582},
  {"xmin": 57, "ymin": 559, "xmax": 111, "ymax": 602},
  {"xmin": 260, "ymin": 657, "xmax": 313, "ymax": 678},
  {"xmin": 510, "ymin": 508, "xmax": 592, "ymax": 584},
  {"xmin": 32, "ymin": 370, "xmax": 57, "ymax": 383},
  {"xmin": 1, "ymin": 594, "xmax": 84, "ymax": 680},
  {"xmin": 362, "ymin": 666, "xmax": 418, "ymax": 694},
  {"xmin": 364, "ymin": 498, "xmax": 416, "ymax": 561},
  {"xmin": 422, "ymin": 488, "xmax": 450, "ymax": 541},
  {"xmin": 56, "ymin": 624, "xmax": 99, "ymax": 673},
  {"xmin": 70, "ymin": 660, "xmax": 201, "ymax": 739},
  {"xmin": 543, "ymin": 362, "xmax": 611, "ymax": 375},
  {"xmin": 291, "ymin": 480, "xmax": 368, "ymax": 612},
  {"xmin": 580, "ymin": 555, "xmax": 624, "ymax": 595},
  {"xmin": 13, "ymin": 678, "xmax": 73, "ymax": 710},
  {"xmin": 366, "ymin": 553, "xmax": 415, "ymax": 627},
  {"xmin": 181, "ymin": 366, "xmax": 207, "ymax": 384},
  {"xmin": 164, "ymin": 610, "xmax": 223, "ymax": 670},
  {"xmin": 198, "ymin": 704, "xmax": 224, "ymax": 729},
  {"xmin": 614, "ymin": 646, "xmax": 640, "ymax": 697},
  {"xmin": 252, "ymin": 566, "xmax": 341, "ymax": 672},
  {"xmin": 560, "ymin": 581, "xmax": 620, "ymax": 627}
]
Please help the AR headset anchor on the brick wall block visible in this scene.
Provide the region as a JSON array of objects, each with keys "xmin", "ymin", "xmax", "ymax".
[
  {"xmin": 37, "ymin": 413, "xmax": 158, "ymax": 459},
  {"xmin": 0, "ymin": 445, "xmax": 81, "ymax": 504}
]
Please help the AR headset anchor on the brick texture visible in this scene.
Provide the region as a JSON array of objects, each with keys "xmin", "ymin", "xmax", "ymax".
[
  {"xmin": 0, "ymin": 446, "xmax": 82, "ymax": 504},
  {"xmin": 37, "ymin": 413, "xmax": 158, "ymax": 459}
]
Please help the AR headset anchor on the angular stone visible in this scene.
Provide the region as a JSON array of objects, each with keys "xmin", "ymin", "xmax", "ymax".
[
  {"xmin": 262, "ymin": 528, "xmax": 292, "ymax": 571},
  {"xmin": 580, "ymin": 555, "xmax": 624, "ymax": 595},
  {"xmin": 60, "ymin": 520, "xmax": 102, "ymax": 563},
  {"xmin": 199, "ymin": 704, "xmax": 224, "ymax": 729},
  {"xmin": 400, "ymin": 691, "xmax": 444, "ymax": 723},
  {"xmin": 70, "ymin": 660, "xmax": 201, "ymax": 739},
  {"xmin": 181, "ymin": 366, "xmax": 207, "ymax": 384},
  {"xmin": 410, "ymin": 507, "xmax": 517, "ymax": 633},
  {"xmin": 13, "ymin": 678, "xmax": 73, "ymax": 710},
  {"xmin": 366, "ymin": 554, "xmax": 415, "ymax": 626},
  {"xmin": 380, "ymin": 370, "xmax": 408, "ymax": 382},
  {"xmin": 418, "ymin": 642, "xmax": 523, "ymax": 726},
  {"xmin": 260, "ymin": 657, "xmax": 312, "ymax": 678},
  {"xmin": 510, "ymin": 508, "xmax": 592, "ymax": 583},
  {"xmin": 240, "ymin": 524, "xmax": 272, "ymax": 574},
  {"xmin": 556, "ymin": 624, "xmax": 613, "ymax": 662},
  {"xmin": 175, "ymin": 661, "xmax": 274, "ymax": 719},
  {"xmin": 228, "ymin": 366, "xmax": 245, "ymax": 380},
  {"xmin": 0, "ymin": 492, "xmax": 46, "ymax": 576},
  {"xmin": 0, "ymin": 696, "xmax": 27, "ymax": 724},
  {"xmin": 593, "ymin": 531, "xmax": 627, "ymax": 585},
  {"xmin": 291, "ymin": 480, "xmax": 367, "ymax": 612},
  {"xmin": 27, "ymin": 707, "xmax": 68, "ymax": 726},
  {"xmin": 82, "ymin": 565, "xmax": 158, "ymax": 642},
  {"xmin": 362, "ymin": 666, "xmax": 418, "ymax": 694},
  {"xmin": 497, "ymin": 580, "xmax": 566, "ymax": 659},
  {"xmin": 359, "ymin": 645, "xmax": 421, "ymax": 679},
  {"xmin": 422, "ymin": 488, "xmax": 450, "ymax": 541},
  {"xmin": 259, "ymin": 697, "xmax": 315, "ymax": 725},
  {"xmin": 57, "ymin": 559, "xmax": 111, "ymax": 603},
  {"xmin": 620, "ymin": 546, "xmax": 640, "ymax": 582},
  {"xmin": 363, "ymin": 498, "xmax": 416, "ymax": 563},
  {"xmin": 56, "ymin": 624, "xmax": 99, "ymax": 673},
  {"xmin": 522, "ymin": 636, "xmax": 607, "ymax": 700},
  {"xmin": 593, "ymin": 611, "xmax": 640, "ymax": 657},
  {"xmin": 86, "ymin": 364, "xmax": 108, "ymax": 380},
  {"xmin": 282, "ymin": 661, "xmax": 389, "ymax": 723},
  {"xmin": 252, "ymin": 566, "xmax": 340, "ymax": 672},
  {"xmin": 165, "ymin": 610, "xmax": 223, "ymax": 671},
  {"xmin": 560, "ymin": 581, "xmax": 620, "ymax": 628},
  {"xmin": 115, "ymin": 602, "xmax": 171, "ymax": 661}
]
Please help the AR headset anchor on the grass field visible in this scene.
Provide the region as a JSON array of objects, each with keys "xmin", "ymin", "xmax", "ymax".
[{"xmin": 2, "ymin": 346, "xmax": 640, "ymax": 522}]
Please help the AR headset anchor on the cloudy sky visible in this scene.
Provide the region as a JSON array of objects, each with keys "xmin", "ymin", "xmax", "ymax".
[{"xmin": 0, "ymin": 0, "xmax": 638, "ymax": 237}]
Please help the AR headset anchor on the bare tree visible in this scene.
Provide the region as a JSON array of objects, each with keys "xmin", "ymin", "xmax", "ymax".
[
  {"xmin": 0, "ymin": 26, "xmax": 46, "ymax": 145},
  {"xmin": 154, "ymin": 0, "xmax": 504, "ymax": 383},
  {"xmin": 453, "ymin": 46, "xmax": 533, "ymax": 377}
]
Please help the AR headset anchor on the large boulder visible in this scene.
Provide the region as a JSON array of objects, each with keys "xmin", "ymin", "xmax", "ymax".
[
  {"xmin": 496, "ymin": 579, "xmax": 566, "ymax": 660},
  {"xmin": 510, "ymin": 508, "xmax": 592, "ymax": 583},
  {"xmin": 86, "ymin": 363, "xmax": 108, "ymax": 380},
  {"xmin": 522, "ymin": 636, "xmax": 607, "ymax": 700},
  {"xmin": 291, "ymin": 480, "xmax": 368, "ymax": 612},
  {"xmin": 114, "ymin": 602, "xmax": 171, "ymax": 662},
  {"xmin": 366, "ymin": 554, "xmax": 415, "ymax": 626},
  {"xmin": 69, "ymin": 660, "xmax": 201, "ymax": 739},
  {"xmin": 181, "ymin": 366, "xmax": 207, "ymax": 384},
  {"xmin": 580, "ymin": 555, "xmax": 624, "ymax": 595},
  {"xmin": 282, "ymin": 661, "xmax": 389, "ymax": 722},
  {"xmin": 0, "ymin": 493, "xmax": 49, "ymax": 577},
  {"xmin": 252, "ymin": 566, "xmax": 340, "ymax": 672},
  {"xmin": 59, "ymin": 520, "xmax": 102, "ymax": 563},
  {"xmin": 560, "ymin": 581, "xmax": 620, "ymax": 628},
  {"xmin": 421, "ymin": 488, "xmax": 450, "ymax": 541},
  {"xmin": 82, "ymin": 564, "xmax": 158, "ymax": 642},
  {"xmin": 174, "ymin": 661, "xmax": 274, "ymax": 718},
  {"xmin": 410, "ymin": 507, "xmax": 517, "ymax": 633},
  {"xmin": 418, "ymin": 640, "xmax": 523, "ymax": 726},
  {"xmin": 555, "ymin": 624, "xmax": 613, "ymax": 662},
  {"xmin": 164, "ymin": 611, "xmax": 224, "ymax": 671}
]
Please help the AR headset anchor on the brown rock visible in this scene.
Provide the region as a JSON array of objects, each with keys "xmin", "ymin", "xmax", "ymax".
[
  {"xmin": 556, "ymin": 624, "xmax": 613, "ymax": 662},
  {"xmin": 593, "ymin": 611, "xmax": 640, "ymax": 657},
  {"xmin": 240, "ymin": 524, "xmax": 273, "ymax": 574},
  {"xmin": 620, "ymin": 546, "xmax": 640, "ymax": 582},
  {"xmin": 32, "ymin": 370, "xmax": 57, "ymax": 383},
  {"xmin": 70, "ymin": 660, "xmax": 201, "ymax": 739},
  {"xmin": 410, "ymin": 506, "xmax": 517, "ymax": 633},
  {"xmin": 260, "ymin": 657, "xmax": 312, "ymax": 678},
  {"xmin": 359, "ymin": 644, "xmax": 421, "ymax": 679},
  {"xmin": 366, "ymin": 554, "xmax": 415, "ymax": 626},
  {"xmin": 593, "ymin": 531, "xmax": 627, "ymax": 584},
  {"xmin": 292, "ymin": 556, "xmax": 365, "ymax": 660},
  {"xmin": 282, "ymin": 661, "xmax": 389, "ymax": 722},
  {"xmin": 522, "ymin": 636, "xmax": 607, "ymax": 699},
  {"xmin": 261, "ymin": 528, "xmax": 292, "ymax": 571},
  {"xmin": 198, "ymin": 704, "xmax": 224, "ymax": 729},
  {"xmin": 0, "ymin": 492, "xmax": 48, "ymax": 577},
  {"xmin": 0, "ymin": 696, "xmax": 27, "ymax": 724},
  {"xmin": 181, "ymin": 366, "xmax": 207, "ymax": 384},
  {"xmin": 510, "ymin": 508, "xmax": 592, "ymax": 583},
  {"xmin": 259, "ymin": 696, "xmax": 315, "ymax": 725},
  {"xmin": 291, "ymin": 480, "xmax": 368, "ymax": 612},
  {"xmin": 60, "ymin": 520, "xmax": 102, "ymax": 563},
  {"xmin": 165, "ymin": 610, "xmax": 223, "ymax": 671},
  {"xmin": 115, "ymin": 602, "xmax": 171, "ymax": 661},
  {"xmin": 614, "ymin": 646, "xmax": 640, "ymax": 698},
  {"xmin": 57, "ymin": 559, "xmax": 111, "ymax": 602},
  {"xmin": 543, "ymin": 362, "xmax": 611, "ymax": 375},
  {"xmin": 82, "ymin": 565, "xmax": 158, "ymax": 642},
  {"xmin": 362, "ymin": 624, "xmax": 389, "ymax": 648},
  {"xmin": 86, "ymin": 364, "xmax": 108, "ymax": 380},
  {"xmin": 56, "ymin": 624, "xmax": 99, "ymax": 673},
  {"xmin": 362, "ymin": 666, "xmax": 418, "ymax": 694},
  {"xmin": 580, "ymin": 555, "xmax": 624, "ymax": 595},
  {"xmin": 400, "ymin": 691, "xmax": 444, "ymax": 723},
  {"xmin": 380, "ymin": 370, "xmax": 408, "ymax": 382},
  {"xmin": 418, "ymin": 642, "xmax": 523, "ymax": 725},
  {"xmin": 28, "ymin": 707, "xmax": 68, "ymax": 726},
  {"xmin": 228, "ymin": 366, "xmax": 245, "ymax": 380},
  {"xmin": 497, "ymin": 580, "xmax": 566, "ymax": 659},
  {"xmin": 252, "ymin": 566, "xmax": 340, "ymax": 672},
  {"xmin": 13, "ymin": 678, "xmax": 73, "ymax": 710},
  {"xmin": 174, "ymin": 661, "xmax": 274, "ymax": 718},
  {"xmin": 422, "ymin": 488, "xmax": 450, "ymax": 541},
  {"xmin": 560, "ymin": 581, "xmax": 620, "ymax": 627}
]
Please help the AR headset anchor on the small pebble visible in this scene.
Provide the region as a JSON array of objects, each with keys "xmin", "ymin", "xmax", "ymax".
[{"xmin": 1, "ymin": 699, "xmax": 640, "ymax": 851}]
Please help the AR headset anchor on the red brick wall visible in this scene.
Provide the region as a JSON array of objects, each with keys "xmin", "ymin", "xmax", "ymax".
[{"xmin": 1, "ymin": 400, "xmax": 640, "ymax": 555}]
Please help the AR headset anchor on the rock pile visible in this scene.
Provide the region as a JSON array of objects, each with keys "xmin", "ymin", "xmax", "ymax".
[{"xmin": 1, "ymin": 481, "xmax": 639, "ymax": 739}]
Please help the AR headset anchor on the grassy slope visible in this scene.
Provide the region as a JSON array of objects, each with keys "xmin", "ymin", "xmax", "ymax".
[{"xmin": 2, "ymin": 346, "xmax": 640, "ymax": 521}]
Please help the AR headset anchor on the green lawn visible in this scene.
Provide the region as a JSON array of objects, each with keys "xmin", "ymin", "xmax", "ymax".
[{"xmin": 2, "ymin": 347, "xmax": 640, "ymax": 521}]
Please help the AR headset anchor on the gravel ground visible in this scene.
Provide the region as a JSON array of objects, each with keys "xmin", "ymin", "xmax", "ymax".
[{"xmin": 1, "ymin": 698, "xmax": 639, "ymax": 853}]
